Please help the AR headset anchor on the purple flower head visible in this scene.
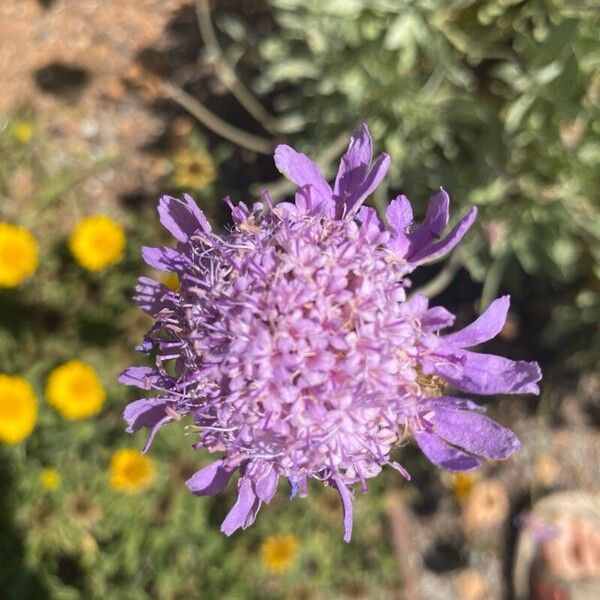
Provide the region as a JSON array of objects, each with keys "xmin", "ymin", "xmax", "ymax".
[{"xmin": 121, "ymin": 124, "xmax": 541, "ymax": 542}]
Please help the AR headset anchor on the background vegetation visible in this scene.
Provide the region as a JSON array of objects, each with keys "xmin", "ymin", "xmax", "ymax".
[{"xmin": 0, "ymin": 1, "xmax": 598, "ymax": 598}]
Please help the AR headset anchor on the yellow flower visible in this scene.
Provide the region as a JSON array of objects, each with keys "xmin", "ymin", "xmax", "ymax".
[
  {"xmin": 10, "ymin": 120, "xmax": 34, "ymax": 143},
  {"xmin": 40, "ymin": 468, "xmax": 61, "ymax": 491},
  {"xmin": 0, "ymin": 223, "xmax": 38, "ymax": 287},
  {"xmin": 69, "ymin": 215, "xmax": 125, "ymax": 272},
  {"xmin": 463, "ymin": 479, "xmax": 509, "ymax": 531},
  {"xmin": 535, "ymin": 452, "xmax": 560, "ymax": 487},
  {"xmin": 451, "ymin": 472, "xmax": 477, "ymax": 503},
  {"xmin": 162, "ymin": 272, "xmax": 179, "ymax": 291},
  {"xmin": 110, "ymin": 449, "xmax": 155, "ymax": 493},
  {"xmin": 172, "ymin": 149, "xmax": 216, "ymax": 190},
  {"xmin": 0, "ymin": 374, "xmax": 37, "ymax": 444},
  {"xmin": 46, "ymin": 360, "xmax": 105, "ymax": 420},
  {"xmin": 455, "ymin": 569, "xmax": 488, "ymax": 600},
  {"xmin": 260, "ymin": 534, "xmax": 300, "ymax": 573}
]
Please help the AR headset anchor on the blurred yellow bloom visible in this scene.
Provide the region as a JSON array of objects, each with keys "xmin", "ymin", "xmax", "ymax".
[
  {"xmin": 40, "ymin": 468, "xmax": 61, "ymax": 491},
  {"xmin": 463, "ymin": 479, "xmax": 509, "ymax": 531},
  {"xmin": 10, "ymin": 120, "xmax": 34, "ymax": 143},
  {"xmin": 110, "ymin": 448, "xmax": 155, "ymax": 493},
  {"xmin": 163, "ymin": 272, "xmax": 179, "ymax": 291},
  {"xmin": 0, "ymin": 374, "xmax": 37, "ymax": 444},
  {"xmin": 260, "ymin": 534, "xmax": 299, "ymax": 573},
  {"xmin": 0, "ymin": 223, "xmax": 38, "ymax": 287},
  {"xmin": 451, "ymin": 472, "xmax": 477, "ymax": 503},
  {"xmin": 69, "ymin": 215, "xmax": 125, "ymax": 272},
  {"xmin": 455, "ymin": 569, "xmax": 487, "ymax": 600},
  {"xmin": 535, "ymin": 452, "xmax": 560, "ymax": 487},
  {"xmin": 46, "ymin": 360, "xmax": 105, "ymax": 420},
  {"xmin": 172, "ymin": 149, "xmax": 216, "ymax": 190}
]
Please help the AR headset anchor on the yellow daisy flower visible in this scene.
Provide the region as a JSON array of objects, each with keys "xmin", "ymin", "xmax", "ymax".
[
  {"xmin": 463, "ymin": 479, "xmax": 509, "ymax": 531},
  {"xmin": 69, "ymin": 215, "xmax": 125, "ymax": 272},
  {"xmin": 10, "ymin": 120, "xmax": 34, "ymax": 143},
  {"xmin": 0, "ymin": 374, "xmax": 37, "ymax": 444},
  {"xmin": 40, "ymin": 468, "xmax": 61, "ymax": 491},
  {"xmin": 451, "ymin": 472, "xmax": 477, "ymax": 504},
  {"xmin": 0, "ymin": 223, "xmax": 38, "ymax": 288},
  {"xmin": 109, "ymin": 448, "xmax": 155, "ymax": 493},
  {"xmin": 260, "ymin": 534, "xmax": 300, "ymax": 573},
  {"xmin": 162, "ymin": 272, "xmax": 179, "ymax": 291},
  {"xmin": 172, "ymin": 149, "xmax": 216, "ymax": 190},
  {"xmin": 46, "ymin": 360, "xmax": 105, "ymax": 420}
]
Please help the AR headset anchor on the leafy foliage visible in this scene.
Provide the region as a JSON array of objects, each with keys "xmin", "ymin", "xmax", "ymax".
[{"xmin": 220, "ymin": 0, "xmax": 600, "ymax": 368}]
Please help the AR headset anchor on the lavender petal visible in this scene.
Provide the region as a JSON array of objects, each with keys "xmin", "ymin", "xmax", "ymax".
[
  {"xmin": 407, "ymin": 206, "xmax": 477, "ymax": 264},
  {"xmin": 333, "ymin": 477, "xmax": 354, "ymax": 543},
  {"xmin": 186, "ymin": 460, "xmax": 233, "ymax": 496},
  {"xmin": 141, "ymin": 246, "xmax": 189, "ymax": 272},
  {"xmin": 123, "ymin": 398, "xmax": 168, "ymax": 434},
  {"xmin": 274, "ymin": 145, "xmax": 332, "ymax": 203},
  {"xmin": 430, "ymin": 407, "xmax": 520, "ymax": 460},
  {"xmin": 158, "ymin": 194, "xmax": 211, "ymax": 243},
  {"xmin": 433, "ymin": 350, "xmax": 542, "ymax": 395},
  {"xmin": 413, "ymin": 429, "xmax": 481, "ymax": 472},
  {"xmin": 255, "ymin": 468, "xmax": 279, "ymax": 503},
  {"xmin": 443, "ymin": 295, "xmax": 510, "ymax": 348},
  {"xmin": 406, "ymin": 188, "xmax": 450, "ymax": 255},
  {"xmin": 220, "ymin": 477, "xmax": 261, "ymax": 536}
]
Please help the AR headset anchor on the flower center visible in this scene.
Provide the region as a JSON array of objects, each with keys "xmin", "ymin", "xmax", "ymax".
[
  {"xmin": 0, "ymin": 244, "xmax": 21, "ymax": 269},
  {"xmin": 416, "ymin": 371, "xmax": 446, "ymax": 397},
  {"xmin": 0, "ymin": 395, "xmax": 23, "ymax": 419}
]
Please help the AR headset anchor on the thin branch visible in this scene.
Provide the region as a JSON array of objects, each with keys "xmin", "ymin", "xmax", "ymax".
[
  {"xmin": 195, "ymin": 0, "xmax": 281, "ymax": 135},
  {"xmin": 162, "ymin": 81, "xmax": 274, "ymax": 155},
  {"xmin": 479, "ymin": 252, "xmax": 510, "ymax": 312},
  {"xmin": 384, "ymin": 492, "xmax": 421, "ymax": 600},
  {"xmin": 413, "ymin": 248, "xmax": 464, "ymax": 299}
]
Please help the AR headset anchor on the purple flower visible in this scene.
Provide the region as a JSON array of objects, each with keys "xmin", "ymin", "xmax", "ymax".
[{"xmin": 120, "ymin": 124, "xmax": 541, "ymax": 542}]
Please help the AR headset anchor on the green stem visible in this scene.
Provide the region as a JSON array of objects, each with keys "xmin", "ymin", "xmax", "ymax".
[
  {"xmin": 480, "ymin": 252, "xmax": 510, "ymax": 312},
  {"xmin": 195, "ymin": 0, "xmax": 281, "ymax": 135}
]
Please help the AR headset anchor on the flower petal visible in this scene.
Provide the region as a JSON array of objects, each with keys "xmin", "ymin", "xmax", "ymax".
[
  {"xmin": 408, "ymin": 206, "xmax": 477, "ymax": 264},
  {"xmin": 430, "ymin": 407, "xmax": 520, "ymax": 460},
  {"xmin": 255, "ymin": 468, "xmax": 279, "ymax": 503},
  {"xmin": 443, "ymin": 296, "xmax": 510, "ymax": 348},
  {"xmin": 224, "ymin": 196, "xmax": 250, "ymax": 225},
  {"xmin": 186, "ymin": 460, "xmax": 233, "ymax": 496},
  {"xmin": 428, "ymin": 396, "xmax": 486, "ymax": 412},
  {"xmin": 133, "ymin": 277, "xmax": 173, "ymax": 316},
  {"xmin": 220, "ymin": 477, "xmax": 261, "ymax": 536},
  {"xmin": 357, "ymin": 206, "xmax": 386, "ymax": 243},
  {"xmin": 274, "ymin": 145, "xmax": 332, "ymax": 203},
  {"xmin": 158, "ymin": 194, "xmax": 211, "ymax": 243},
  {"xmin": 295, "ymin": 185, "xmax": 335, "ymax": 218},
  {"xmin": 421, "ymin": 306, "xmax": 456, "ymax": 332},
  {"xmin": 386, "ymin": 195, "xmax": 413, "ymax": 232},
  {"xmin": 118, "ymin": 366, "xmax": 172, "ymax": 390},
  {"xmin": 407, "ymin": 188, "xmax": 450, "ymax": 254},
  {"xmin": 143, "ymin": 415, "xmax": 172, "ymax": 452},
  {"xmin": 141, "ymin": 246, "xmax": 189, "ymax": 272},
  {"xmin": 123, "ymin": 398, "xmax": 168, "ymax": 433},
  {"xmin": 334, "ymin": 124, "xmax": 373, "ymax": 202},
  {"xmin": 333, "ymin": 477, "xmax": 354, "ymax": 543},
  {"xmin": 339, "ymin": 153, "xmax": 391, "ymax": 216},
  {"xmin": 433, "ymin": 350, "xmax": 542, "ymax": 395},
  {"xmin": 413, "ymin": 429, "xmax": 481, "ymax": 472}
]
